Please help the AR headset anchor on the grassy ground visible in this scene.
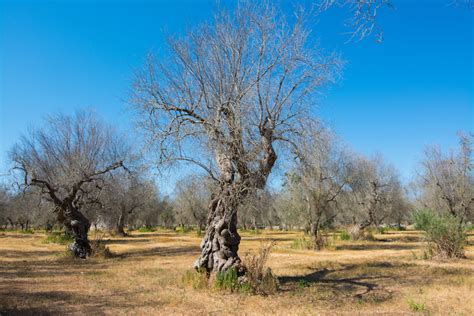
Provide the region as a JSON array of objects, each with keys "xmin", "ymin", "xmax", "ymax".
[{"xmin": 0, "ymin": 229, "xmax": 473, "ymax": 315}]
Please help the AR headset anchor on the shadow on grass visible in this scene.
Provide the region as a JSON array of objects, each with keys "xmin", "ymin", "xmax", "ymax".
[
  {"xmin": 102, "ymin": 238, "xmax": 151, "ymax": 245},
  {"xmin": 277, "ymin": 261, "xmax": 430, "ymax": 303},
  {"xmin": 335, "ymin": 243, "xmax": 417, "ymax": 251},
  {"xmin": 120, "ymin": 245, "xmax": 201, "ymax": 259}
]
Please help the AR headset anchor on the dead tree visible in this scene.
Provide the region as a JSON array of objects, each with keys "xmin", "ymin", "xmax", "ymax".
[
  {"xmin": 10, "ymin": 111, "xmax": 126, "ymax": 258},
  {"xmin": 132, "ymin": 3, "xmax": 339, "ymax": 273},
  {"xmin": 293, "ymin": 123, "xmax": 350, "ymax": 248},
  {"xmin": 417, "ymin": 133, "xmax": 473, "ymax": 223}
]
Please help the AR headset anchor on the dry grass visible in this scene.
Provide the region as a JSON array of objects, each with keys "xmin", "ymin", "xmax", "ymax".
[{"xmin": 0, "ymin": 229, "xmax": 473, "ymax": 315}]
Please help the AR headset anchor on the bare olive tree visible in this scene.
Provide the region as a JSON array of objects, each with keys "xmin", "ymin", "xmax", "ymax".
[
  {"xmin": 174, "ymin": 176, "xmax": 214, "ymax": 232},
  {"xmin": 9, "ymin": 111, "xmax": 127, "ymax": 258},
  {"xmin": 347, "ymin": 154, "xmax": 403, "ymax": 237},
  {"xmin": 100, "ymin": 171, "xmax": 156, "ymax": 236},
  {"xmin": 291, "ymin": 123, "xmax": 351, "ymax": 247},
  {"xmin": 238, "ymin": 188, "xmax": 278, "ymax": 230},
  {"xmin": 132, "ymin": 3, "xmax": 339, "ymax": 273},
  {"xmin": 417, "ymin": 133, "xmax": 473, "ymax": 223}
]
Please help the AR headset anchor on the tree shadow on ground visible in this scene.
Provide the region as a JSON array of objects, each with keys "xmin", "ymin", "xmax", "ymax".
[
  {"xmin": 102, "ymin": 238, "xmax": 151, "ymax": 245},
  {"xmin": 335, "ymin": 243, "xmax": 417, "ymax": 251},
  {"xmin": 277, "ymin": 261, "xmax": 432, "ymax": 304},
  {"xmin": 120, "ymin": 245, "xmax": 201, "ymax": 259}
]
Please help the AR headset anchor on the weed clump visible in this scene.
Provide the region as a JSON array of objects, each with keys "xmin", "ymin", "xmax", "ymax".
[
  {"xmin": 182, "ymin": 268, "xmax": 209, "ymax": 289},
  {"xmin": 241, "ymin": 241, "xmax": 278, "ymax": 295},
  {"xmin": 290, "ymin": 237, "xmax": 314, "ymax": 249},
  {"xmin": 43, "ymin": 232, "xmax": 74, "ymax": 245},
  {"xmin": 138, "ymin": 226, "xmax": 156, "ymax": 233},
  {"xmin": 407, "ymin": 299, "xmax": 426, "ymax": 313},
  {"xmin": 90, "ymin": 233, "xmax": 113, "ymax": 258}
]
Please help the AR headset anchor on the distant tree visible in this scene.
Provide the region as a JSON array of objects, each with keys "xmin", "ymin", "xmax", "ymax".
[
  {"xmin": 132, "ymin": 3, "xmax": 339, "ymax": 273},
  {"xmin": 417, "ymin": 133, "xmax": 473, "ymax": 223},
  {"xmin": 101, "ymin": 171, "xmax": 157, "ymax": 236},
  {"xmin": 9, "ymin": 111, "xmax": 127, "ymax": 258},
  {"xmin": 174, "ymin": 176, "xmax": 214, "ymax": 232},
  {"xmin": 347, "ymin": 155, "xmax": 405, "ymax": 234},
  {"xmin": 290, "ymin": 123, "xmax": 351, "ymax": 247},
  {"xmin": 238, "ymin": 189, "xmax": 278, "ymax": 230}
]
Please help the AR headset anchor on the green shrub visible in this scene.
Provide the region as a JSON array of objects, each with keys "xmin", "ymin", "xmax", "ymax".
[
  {"xmin": 43, "ymin": 232, "xmax": 74, "ymax": 245},
  {"xmin": 339, "ymin": 230, "xmax": 351, "ymax": 241},
  {"xmin": 138, "ymin": 226, "xmax": 156, "ymax": 233},
  {"xmin": 215, "ymin": 267, "xmax": 240, "ymax": 292},
  {"xmin": 407, "ymin": 299, "xmax": 426, "ymax": 312},
  {"xmin": 377, "ymin": 226, "xmax": 388, "ymax": 234},
  {"xmin": 413, "ymin": 209, "xmax": 466, "ymax": 259},
  {"xmin": 175, "ymin": 225, "xmax": 192, "ymax": 234},
  {"xmin": 412, "ymin": 209, "xmax": 436, "ymax": 231},
  {"xmin": 298, "ymin": 279, "xmax": 310, "ymax": 289}
]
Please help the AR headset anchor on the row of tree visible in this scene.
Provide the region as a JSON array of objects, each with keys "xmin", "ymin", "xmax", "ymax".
[{"xmin": 1, "ymin": 112, "xmax": 471, "ymax": 250}]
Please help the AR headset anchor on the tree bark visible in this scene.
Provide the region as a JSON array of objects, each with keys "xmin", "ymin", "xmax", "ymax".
[
  {"xmin": 116, "ymin": 212, "xmax": 127, "ymax": 237},
  {"xmin": 194, "ymin": 188, "xmax": 244, "ymax": 274},
  {"xmin": 67, "ymin": 207, "xmax": 92, "ymax": 258}
]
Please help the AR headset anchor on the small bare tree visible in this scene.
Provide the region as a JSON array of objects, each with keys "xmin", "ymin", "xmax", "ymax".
[
  {"xmin": 417, "ymin": 133, "xmax": 473, "ymax": 223},
  {"xmin": 132, "ymin": 3, "xmax": 339, "ymax": 273},
  {"xmin": 347, "ymin": 154, "xmax": 403, "ymax": 236},
  {"xmin": 174, "ymin": 176, "xmax": 214, "ymax": 232},
  {"xmin": 9, "ymin": 111, "xmax": 127, "ymax": 258},
  {"xmin": 291, "ymin": 123, "xmax": 351, "ymax": 247}
]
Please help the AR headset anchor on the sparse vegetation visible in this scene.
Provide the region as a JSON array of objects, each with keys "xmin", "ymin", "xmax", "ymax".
[
  {"xmin": 407, "ymin": 299, "xmax": 426, "ymax": 313},
  {"xmin": 137, "ymin": 226, "xmax": 157, "ymax": 233},
  {"xmin": 43, "ymin": 231, "xmax": 74, "ymax": 245},
  {"xmin": 0, "ymin": 229, "xmax": 472, "ymax": 314}
]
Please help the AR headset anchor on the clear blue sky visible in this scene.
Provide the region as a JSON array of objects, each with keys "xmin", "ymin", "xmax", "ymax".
[{"xmin": 0, "ymin": 0, "xmax": 472, "ymax": 191}]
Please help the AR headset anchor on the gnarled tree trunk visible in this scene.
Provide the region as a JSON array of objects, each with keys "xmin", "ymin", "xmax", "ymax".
[
  {"xmin": 194, "ymin": 187, "xmax": 244, "ymax": 274},
  {"xmin": 67, "ymin": 207, "xmax": 92, "ymax": 258}
]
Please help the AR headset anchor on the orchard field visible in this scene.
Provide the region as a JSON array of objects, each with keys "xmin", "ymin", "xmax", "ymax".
[{"xmin": 1, "ymin": 228, "xmax": 473, "ymax": 315}]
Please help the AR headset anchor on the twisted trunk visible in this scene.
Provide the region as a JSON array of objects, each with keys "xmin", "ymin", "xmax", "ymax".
[
  {"xmin": 194, "ymin": 187, "xmax": 244, "ymax": 274},
  {"xmin": 67, "ymin": 207, "xmax": 92, "ymax": 258}
]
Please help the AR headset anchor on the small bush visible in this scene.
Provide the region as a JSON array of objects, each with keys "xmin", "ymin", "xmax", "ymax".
[
  {"xmin": 43, "ymin": 232, "xmax": 74, "ymax": 245},
  {"xmin": 407, "ymin": 299, "xmax": 426, "ymax": 312},
  {"xmin": 412, "ymin": 209, "xmax": 436, "ymax": 231},
  {"xmin": 175, "ymin": 226, "xmax": 192, "ymax": 234},
  {"xmin": 377, "ymin": 226, "xmax": 388, "ymax": 234},
  {"xmin": 182, "ymin": 269, "xmax": 208, "ymax": 289},
  {"xmin": 215, "ymin": 267, "xmax": 240, "ymax": 292},
  {"xmin": 90, "ymin": 233, "xmax": 113, "ymax": 258},
  {"xmin": 298, "ymin": 279, "xmax": 310, "ymax": 289},
  {"xmin": 314, "ymin": 234, "xmax": 332, "ymax": 250},
  {"xmin": 413, "ymin": 209, "xmax": 466, "ymax": 260},
  {"xmin": 339, "ymin": 230, "xmax": 351, "ymax": 241},
  {"xmin": 290, "ymin": 237, "xmax": 314, "ymax": 250},
  {"xmin": 242, "ymin": 241, "xmax": 278, "ymax": 295}
]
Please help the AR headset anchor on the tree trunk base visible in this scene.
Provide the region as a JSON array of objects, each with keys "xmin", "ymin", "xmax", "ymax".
[{"xmin": 194, "ymin": 194, "xmax": 244, "ymax": 274}]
